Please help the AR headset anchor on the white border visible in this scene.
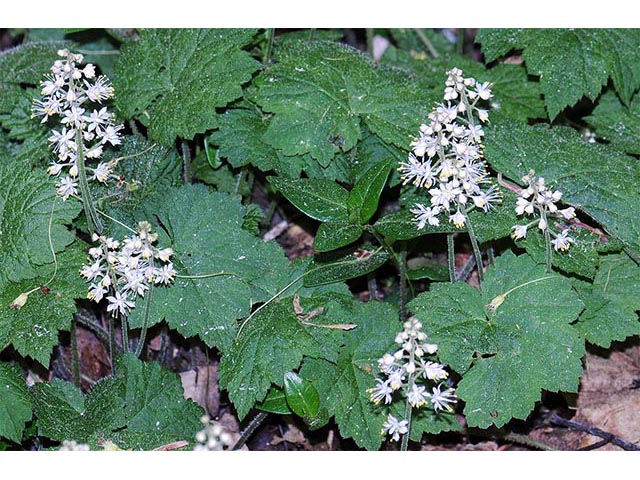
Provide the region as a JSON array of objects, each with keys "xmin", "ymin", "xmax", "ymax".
[{"xmin": 1, "ymin": 0, "xmax": 637, "ymax": 27}]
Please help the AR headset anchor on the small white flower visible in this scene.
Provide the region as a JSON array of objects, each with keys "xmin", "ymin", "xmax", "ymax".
[
  {"xmin": 153, "ymin": 264, "xmax": 176, "ymax": 284},
  {"xmin": 511, "ymin": 224, "xmax": 528, "ymax": 240},
  {"xmin": 551, "ymin": 229, "xmax": 574, "ymax": 251},
  {"xmin": 410, "ymin": 203, "xmax": 441, "ymax": 229},
  {"xmin": 56, "ymin": 176, "xmax": 78, "ymax": 200},
  {"xmin": 475, "ymin": 81, "xmax": 493, "ymax": 100},
  {"xmin": 93, "ymin": 162, "xmax": 112, "ymax": 183},
  {"xmin": 430, "ymin": 384, "xmax": 457, "ymax": 413},
  {"xmin": 407, "ymin": 383, "xmax": 429, "ymax": 408},
  {"xmin": 421, "ymin": 361, "xmax": 449, "ymax": 381},
  {"xmin": 368, "ymin": 379, "xmax": 394, "ymax": 405},
  {"xmin": 448, "ymin": 210, "xmax": 466, "ymax": 228},
  {"xmin": 381, "ymin": 414, "xmax": 409, "ymax": 442},
  {"xmin": 558, "ymin": 207, "xmax": 576, "ymax": 220},
  {"xmin": 88, "ymin": 283, "xmax": 107, "ymax": 302},
  {"xmin": 106, "ymin": 291, "xmax": 135, "ymax": 317}
]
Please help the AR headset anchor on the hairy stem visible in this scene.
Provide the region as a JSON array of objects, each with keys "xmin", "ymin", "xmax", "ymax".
[
  {"xmin": 134, "ymin": 282, "xmax": 153, "ymax": 359},
  {"xmin": 366, "ymin": 28, "xmax": 375, "ymax": 58},
  {"xmin": 70, "ymin": 319, "xmax": 81, "ymax": 387},
  {"xmin": 399, "ymin": 249, "xmax": 408, "ymax": 320},
  {"xmin": 461, "ymin": 205, "xmax": 484, "ymax": 283},
  {"xmin": 262, "ymin": 28, "xmax": 275, "ymax": 65},
  {"xmin": 541, "ymin": 211, "xmax": 553, "ymax": 272},
  {"xmin": 75, "ymin": 129, "xmax": 103, "ymax": 235},
  {"xmin": 456, "ymin": 28, "xmax": 465, "ymax": 55},
  {"xmin": 108, "ymin": 313, "xmax": 116, "ymax": 374},
  {"xmin": 182, "ymin": 140, "xmax": 192, "ymax": 184},
  {"xmin": 121, "ymin": 315, "xmax": 129, "ymax": 353},
  {"xmin": 413, "ymin": 28, "xmax": 439, "ymax": 58},
  {"xmin": 447, "ymin": 233, "xmax": 456, "ymax": 282}
]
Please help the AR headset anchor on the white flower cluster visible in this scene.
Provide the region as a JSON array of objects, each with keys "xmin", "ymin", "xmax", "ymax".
[
  {"xmin": 194, "ymin": 415, "xmax": 234, "ymax": 451},
  {"xmin": 58, "ymin": 439, "xmax": 90, "ymax": 451},
  {"xmin": 399, "ymin": 68, "xmax": 501, "ymax": 230},
  {"xmin": 368, "ymin": 317, "xmax": 456, "ymax": 442},
  {"xmin": 32, "ymin": 49, "xmax": 123, "ymax": 200},
  {"xmin": 80, "ymin": 221, "xmax": 176, "ymax": 317},
  {"xmin": 512, "ymin": 170, "xmax": 576, "ymax": 251}
]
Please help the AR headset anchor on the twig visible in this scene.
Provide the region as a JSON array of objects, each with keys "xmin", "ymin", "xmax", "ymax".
[
  {"xmin": 550, "ymin": 414, "xmax": 640, "ymax": 451},
  {"xmin": 232, "ymin": 411, "xmax": 269, "ymax": 450}
]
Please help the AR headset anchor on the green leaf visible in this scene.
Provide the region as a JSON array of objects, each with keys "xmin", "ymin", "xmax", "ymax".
[
  {"xmin": 0, "ymin": 41, "xmax": 66, "ymax": 113},
  {"xmin": 586, "ymin": 90, "xmax": 640, "ymax": 155},
  {"xmin": 0, "ymin": 157, "xmax": 81, "ymax": 291},
  {"xmin": 269, "ymin": 176, "xmax": 350, "ymax": 222},
  {"xmin": 257, "ymin": 388, "xmax": 292, "ymax": 415},
  {"xmin": 518, "ymin": 228, "xmax": 601, "ymax": 279},
  {"xmin": 114, "ymin": 29, "xmax": 261, "ymax": 145},
  {"xmin": 0, "ymin": 91, "xmax": 50, "ymax": 166},
  {"xmin": 380, "ymin": 47, "xmax": 545, "ymax": 122},
  {"xmin": 127, "ymin": 184, "xmax": 291, "ymax": 352},
  {"xmin": 0, "ymin": 242, "xmax": 87, "ymax": 366},
  {"xmin": 32, "ymin": 354, "xmax": 203, "ymax": 450},
  {"xmin": 485, "ymin": 118, "xmax": 640, "ymax": 261},
  {"xmin": 373, "ymin": 188, "xmax": 519, "ymax": 244},
  {"xmin": 406, "ymin": 262, "xmax": 449, "ymax": 282},
  {"xmin": 347, "ymin": 158, "xmax": 394, "ymax": 224},
  {"xmin": 101, "ymin": 135, "xmax": 182, "ymax": 210},
  {"xmin": 574, "ymin": 253, "xmax": 640, "ymax": 347},
  {"xmin": 314, "ymin": 222, "xmax": 363, "ymax": 252},
  {"xmin": 283, "ymin": 371, "xmax": 320, "ymax": 418},
  {"xmin": 208, "ymin": 108, "xmax": 280, "ymax": 171},
  {"xmin": 299, "ymin": 300, "xmax": 408, "ymax": 450},
  {"xmin": 477, "ymin": 29, "xmax": 640, "ymax": 119},
  {"xmin": 218, "ymin": 293, "xmax": 347, "ymax": 419},
  {"xmin": 304, "ymin": 246, "xmax": 389, "ymax": 287},
  {"xmin": 0, "ymin": 363, "xmax": 32, "ymax": 443},
  {"xmin": 255, "ymin": 40, "xmax": 432, "ymax": 166},
  {"xmin": 373, "ymin": 209, "xmax": 450, "ymax": 240},
  {"xmin": 409, "ymin": 252, "xmax": 585, "ymax": 428}
]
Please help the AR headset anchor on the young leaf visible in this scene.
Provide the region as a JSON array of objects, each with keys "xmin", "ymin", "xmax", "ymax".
[
  {"xmin": 409, "ymin": 252, "xmax": 585, "ymax": 428},
  {"xmin": 347, "ymin": 157, "xmax": 394, "ymax": 224},
  {"xmin": 283, "ymin": 371, "xmax": 320, "ymax": 419},
  {"xmin": 574, "ymin": 253, "xmax": 640, "ymax": 348},
  {"xmin": 114, "ymin": 29, "xmax": 261, "ymax": 145},
  {"xmin": 269, "ymin": 176, "xmax": 350, "ymax": 222},
  {"xmin": 257, "ymin": 388, "xmax": 292, "ymax": 415},
  {"xmin": 0, "ymin": 158, "xmax": 81, "ymax": 290},
  {"xmin": 485, "ymin": 119, "xmax": 640, "ymax": 261},
  {"xmin": 0, "ymin": 242, "xmax": 87, "ymax": 366},
  {"xmin": 32, "ymin": 354, "xmax": 204, "ymax": 450},
  {"xmin": 126, "ymin": 184, "xmax": 291, "ymax": 352},
  {"xmin": 586, "ymin": 90, "xmax": 640, "ymax": 155},
  {"xmin": 477, "ymin": 29, "xmax": 640, "ymax": 119},
  {"xmin": 314, "ymin": 221, "xmax": 363, "ymax": 252},
  {"xmin": 0, "ymin": 363, "xmax": 32, "ymax": 443},
  {"xmin": 218, "ymin": 293, "xmax": 347, "ymax": 419},
  {"xmin": 303, "ymin": 246, "xmax": 389, "ymax": 286}
]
